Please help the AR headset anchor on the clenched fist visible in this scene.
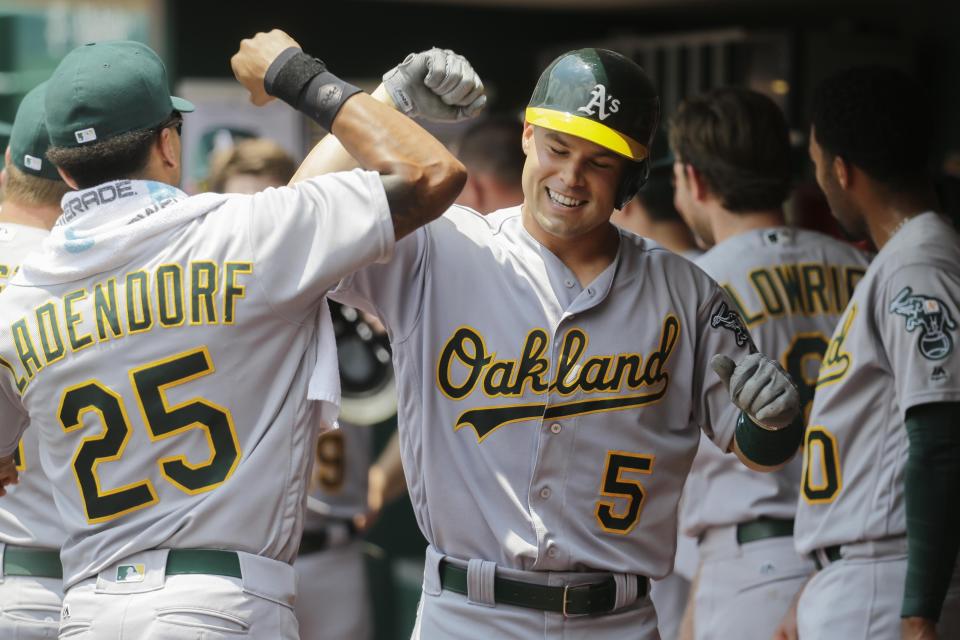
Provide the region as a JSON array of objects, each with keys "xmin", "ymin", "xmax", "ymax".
[
  {"xmin": 382, "ymin": 48, "xmax": 486, "ymax": 122},
  {"xmin": 231, "ymin": 29, "xmax": 301, "ymax": 105}
]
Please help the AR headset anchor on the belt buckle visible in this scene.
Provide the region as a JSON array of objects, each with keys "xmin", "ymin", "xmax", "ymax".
[{"xmin": 561, "ymin": 584, "xmax": 591, "ymax": 618}]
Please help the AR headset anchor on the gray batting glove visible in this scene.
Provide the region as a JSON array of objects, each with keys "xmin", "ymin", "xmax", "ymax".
[
  {"xmin": 711, "ymin": 353, "xmax": 800, "ymax": 430},
  {"xmin": 382, "ymin": 48, "xmax": 486, "ymax": 122}
]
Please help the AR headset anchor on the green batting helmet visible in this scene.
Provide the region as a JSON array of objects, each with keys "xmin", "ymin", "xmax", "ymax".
[{"xmin": 526, "ymin": 48, "xmax": 660, "ymax": 208}]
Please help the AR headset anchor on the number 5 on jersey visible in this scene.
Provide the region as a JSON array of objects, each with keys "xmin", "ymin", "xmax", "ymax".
[
  {"xmin": 595, "ymin": 451, "xmax": 654, "ymax": 534},
  {"xmin": 59, "ymin": 347, "xmax": 240, "ymax": 524}
]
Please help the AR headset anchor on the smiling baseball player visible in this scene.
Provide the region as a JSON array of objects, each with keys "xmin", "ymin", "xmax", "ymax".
[
  {"xmin": 304, "ymin": 48, "xmax": 804, "ymax": 638},
  {"xmin": 788, "ymin": 66, "xmax": 960, "ymax": 640},
  {"xmin": 0, "ymin": 32, "xmax": 472, "ymax": 639},
  {"xmin": 668, "ymin": 87, "xmax": 871, "ymax": 640},
  {"xmin": 0, "ymin": 82, "xmax": 71, "ymax": 639}
]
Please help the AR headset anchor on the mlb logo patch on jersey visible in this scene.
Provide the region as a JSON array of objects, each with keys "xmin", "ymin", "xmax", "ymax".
[
  {"xmin": 116, "ymin": 563, "xmax": 146, "ymax": 583},
  {"xmin": 0, "ymin": 225, "xmax": 16, "ymax": 243},
  {"xmin": 74, "ymin": 127, "xmax": 97, "ymax": 144}
]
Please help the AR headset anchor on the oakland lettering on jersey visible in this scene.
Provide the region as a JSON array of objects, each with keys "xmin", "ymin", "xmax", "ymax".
[
  {"xmin": 724, "ymin": 263, "xmax": 865, "ymax": 327},
  {"xmin": 816, "ymin": 303, "xmax": 857, "ymax": 388},
  {"xmin": 0, "ymin": 260, "xmax": 252, "ymax": 393},
  {"xmin": 437, "ymin": 315, "xmax": 680, "ymax": 440}
]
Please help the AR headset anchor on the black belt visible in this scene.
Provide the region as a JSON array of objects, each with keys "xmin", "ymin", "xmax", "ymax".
[
  {"xmin": 298, "ymin": 520, "xmax": 358, "ymax": 555},
  {"xmin": 3, "ymin": 546, "xmax": 63, "ymax": 579},
  {"xmin": 736, "ymin": 518, "xmax": 795, "ymax": 545},
  {"xmin": 440, "ymin": 561, "xmax": 648, "ymax": 617},
  {"xmin": 811, "ymin": 545, "xmax": 842, "ymax": 570}
]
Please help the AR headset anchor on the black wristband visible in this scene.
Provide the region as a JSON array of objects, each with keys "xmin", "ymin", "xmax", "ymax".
[
  {"xmin": 734, "ymin": 411, "xmax": 802, "ymax": 467},
  {"xmin": 263, "ymin": 48, "xmax": 362, "ymax": 130}
]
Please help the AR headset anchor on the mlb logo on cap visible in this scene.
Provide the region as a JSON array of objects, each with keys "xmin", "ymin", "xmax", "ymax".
[
  {"xmin": 23, "ymin": 154, "xmax": 42, "ymax": 171},
  {"xmin": 74, "ymin": 128, "xmax": 98, "ymax": 144}
]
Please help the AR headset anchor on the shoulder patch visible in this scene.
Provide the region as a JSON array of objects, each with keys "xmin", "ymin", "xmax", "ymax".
[
  {"xmin": 710, "ymin": 301, "xmax": 751, "ymax": 347},
  {"xmin": 889, "ymin": 286, "xmax": 958, "ymax": 360}
]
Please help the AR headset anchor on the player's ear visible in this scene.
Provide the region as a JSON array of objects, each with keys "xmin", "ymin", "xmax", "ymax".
[
  {"xmin": 56, "ymin": 166, "xmax": 79, "ymax": 190},
  {"xmin": 521, "ymin": 123, "xmax": 534, "ymax": 156},
  {"xmin": 158, "ymin": 128, "xmax": 179, "ymax": 169},
  {"xmin": 685, "ymin": 164, "xmax": 708, "ymax": 202},
  {"xmin": 832, "ymin": 155, "xmax": 850, "ymax": 190}
]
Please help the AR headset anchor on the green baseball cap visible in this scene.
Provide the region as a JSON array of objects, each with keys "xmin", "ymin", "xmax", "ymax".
[
  {"xmin": 9, "ymin": 82, "xmax": 62, "ymax": 181},
  {"xmin": 45, "ymin": 40, "xmax": 194, "ymax": 149}
]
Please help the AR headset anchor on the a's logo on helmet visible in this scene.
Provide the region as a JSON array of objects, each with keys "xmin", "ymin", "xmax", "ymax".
[
  {"xmin": 889, "ymin": 286, "xmax": 958, "ymax": 360},
  {"xmin": 577, "ymin": 84, "xmax": 620, "ymax": 121}
]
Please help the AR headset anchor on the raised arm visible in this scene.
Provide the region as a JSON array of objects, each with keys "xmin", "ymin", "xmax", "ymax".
[{"xmin": 231, "ymin": 32, "xmax": 480, "ymax": 240}]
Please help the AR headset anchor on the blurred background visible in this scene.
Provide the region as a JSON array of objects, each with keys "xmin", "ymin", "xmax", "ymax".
[{"xmin": 1, "ymin": 0, "xmax": 957, "ymax": 637}]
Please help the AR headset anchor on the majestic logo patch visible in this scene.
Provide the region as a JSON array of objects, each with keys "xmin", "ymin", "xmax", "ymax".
[
  {"xmin": 889, "ymin": 286, "xmax": 957, "ymax": 360},
  {"xmin": 932, "ymin": 366, "xmax": 949, "ymax": 381},
  {"xmin": 116, "ymin": 563, "xmax": 146, "ymax": 583},
  {"xmin": 710, "ymin": 301, "xmax": 750, "ymax": 347},
  {"xmin": 577, "ymin": 84, "xmax": 620, "ymax": 121}
]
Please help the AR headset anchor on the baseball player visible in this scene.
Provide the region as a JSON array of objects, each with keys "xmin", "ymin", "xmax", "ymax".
[
  {"xmin": 785, "ymin": 66, "xmax": 960, "ymax": 640},
  {"xmin": 0, "ymin": 82, "xmax": 71, "ymax": 639},
  {"xmin": 0, "ymin": 32, "xmax": 478, "ymax": 638},
  {"xmin": 668, "ymin": 87, "xmax": 870, "ymax": 640},
  {"xmin": 308, "ymin": 48, "xmax": 804, "ymax": 638}
]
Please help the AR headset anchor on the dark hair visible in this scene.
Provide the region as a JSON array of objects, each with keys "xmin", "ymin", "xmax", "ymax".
[
  {"xmin": 812, "ymin": 65, "xmax": 931, "ymax": 188},
  {"xmin": 46, "ymin": 112, "xmax": 181, "ymax": 189},
  {"xmin": 636, "ymin": 167, "xmax": 681, "ymax": 222},
  {"xmin": 669, "ymin": 87, "xmax": 791, "ymax": 212},
  {"xmin": 455, "ymin": 116, "xmax": 525, "ymax": 188}
]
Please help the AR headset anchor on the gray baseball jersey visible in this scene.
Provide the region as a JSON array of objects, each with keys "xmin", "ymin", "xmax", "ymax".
[
  {"xmin": 305, "ymin": 419, "xmax": 371, "ymax": 528},
  {"xmin": 795, "ymin": 212, "xmax": 960, "ymax": 553},
  {"xmin": 0, "ymin": 221, "xmax": 67, "ymax": 550},
  {"xmin": 332, "ymin": 205, "xmax": 755, "ymax": 579},
  {"xmin": 682, "ymin": 227, "xmax": 869, "ymax": 536},
  {"xmin": 0, "ymin": 172, "xmax": 393, "ymax": 588}
]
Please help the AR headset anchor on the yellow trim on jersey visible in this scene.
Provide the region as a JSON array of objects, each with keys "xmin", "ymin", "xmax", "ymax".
[{"xmin": 525, "ymin": 107, "xmax": 647, "ymax": 160}]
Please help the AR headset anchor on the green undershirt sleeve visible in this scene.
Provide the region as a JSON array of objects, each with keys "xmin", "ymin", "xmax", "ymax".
[{"xmin": 902, "ymin": 401, "xmax": 960, "ymax": 620}]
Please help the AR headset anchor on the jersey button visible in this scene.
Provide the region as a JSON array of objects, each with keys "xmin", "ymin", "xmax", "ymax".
[
  {"xmin": 549, "ymin": 423, "xmax": 562, "ymax": 434},
  {"xmin": 547, "ymin": 546, "xmax": 558, "ymax": 558},
  {"xmin": 539, "ymin": 487, "xmax": 552, "ymax": 499},
  {"xmin": 587, "ymin": 287, "xmax": 595, "ymax": 296},
  {"xmin": 564, "ymin": 278, "xmax": 575, "ymax": 288}
]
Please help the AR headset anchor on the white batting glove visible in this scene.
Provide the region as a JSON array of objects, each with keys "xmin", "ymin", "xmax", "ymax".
[
  {"xmin": 382, "ymin": 48, "xmax": 486, "ymax": 122},
  {"xmin": 711, "ymin": 353, "xmax": 800, "ymax": 430}
]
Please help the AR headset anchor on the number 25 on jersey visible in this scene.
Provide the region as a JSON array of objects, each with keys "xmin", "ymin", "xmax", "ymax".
[{"xmin": 59, "ymin": 347, "xmax": 240, "ymax": 524}]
